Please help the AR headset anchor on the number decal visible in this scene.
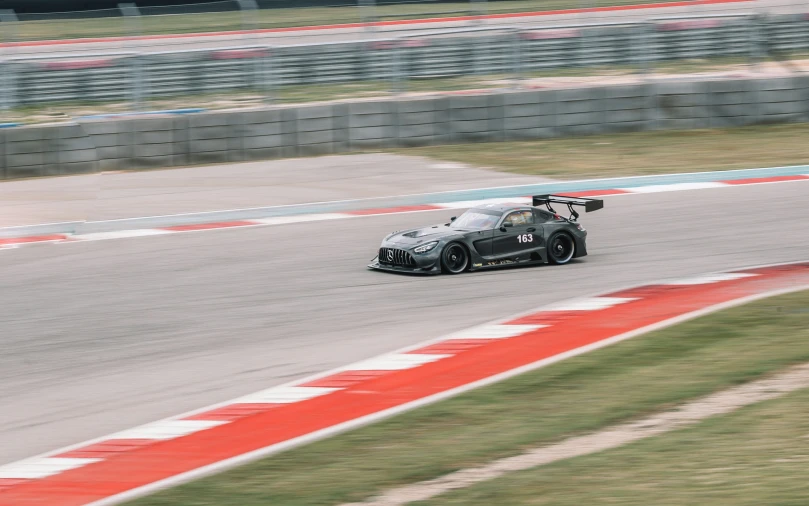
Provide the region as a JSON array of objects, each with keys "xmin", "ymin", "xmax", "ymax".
[{"xmin": 517, "ymin": 234, "xmax": 534, "ymax": 244}]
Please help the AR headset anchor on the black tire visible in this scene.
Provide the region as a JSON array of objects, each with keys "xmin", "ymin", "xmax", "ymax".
[
  {"xmin": 547, "ymin": 232, "xmax": 576, "ymax": 265},
  {"xmin": 441, "ymin": 243, "xmax": 469, "ymax": 274}
]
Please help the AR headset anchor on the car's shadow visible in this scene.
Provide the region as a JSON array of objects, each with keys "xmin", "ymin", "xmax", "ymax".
[{"xmin": 365, "ymin": 259, "xmax": 586, "ymax": 277}]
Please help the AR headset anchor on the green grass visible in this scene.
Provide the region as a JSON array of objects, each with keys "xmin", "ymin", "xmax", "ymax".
[
  {"xmin": 420, "ymin": 386, "xmax": 809, "ymax": 505},
  {"xmin": 10, "ymin": 0, "xmax": 687, "ymax": 41},
  {"xmin": 389, "ymin": 123, "xmax": 809, "ymax": 179},
  {"xmin": 126, "ymin": 290, "xmax": 809, "ymax": 506}
]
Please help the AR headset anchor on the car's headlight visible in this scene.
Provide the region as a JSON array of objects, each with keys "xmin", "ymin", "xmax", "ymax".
[{"xmin": 413, "ymin": 241, "xmax": 439, "ymax": 254}]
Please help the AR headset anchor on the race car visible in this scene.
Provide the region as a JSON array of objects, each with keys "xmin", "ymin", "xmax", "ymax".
[{"xmin": 368, "ymin": 195, "xmax": 603, "ymax": 275}]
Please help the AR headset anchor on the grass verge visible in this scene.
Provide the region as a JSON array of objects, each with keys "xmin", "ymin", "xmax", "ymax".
[
  {"xmin": 420, "ymin": 385, "xmax": 809, "ymax": 505},
  {"xmin": 126, "ymin": 289, "xmax": 809, "ymax": 506},
  {"xmin": 388, "ymin": 123, "xmax": 809, "ymax": 179}
]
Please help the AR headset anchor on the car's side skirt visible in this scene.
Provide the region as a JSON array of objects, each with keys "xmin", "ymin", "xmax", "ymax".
[{"xmin": 470, "ymin": 257, "xmax": 546, "ymax": 271}]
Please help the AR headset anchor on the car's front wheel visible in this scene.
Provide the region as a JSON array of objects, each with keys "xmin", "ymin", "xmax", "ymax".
[
  {"xmin": 441, "ymin": 243, "xmax": 469, "ymax": 274},
  {"xmin": 547, "ymin": 232, "xmax": 575, "ymax": 265}
]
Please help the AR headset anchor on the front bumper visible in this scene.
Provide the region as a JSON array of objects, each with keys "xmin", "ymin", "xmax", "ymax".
[{"xmin": 367, "ymin": 244, "xmax": 443, "ymax": 274}]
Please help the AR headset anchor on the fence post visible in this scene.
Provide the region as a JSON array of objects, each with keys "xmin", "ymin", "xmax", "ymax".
[
  {"xmin": 578, "ymin": 24, "xmax": 588, "ymax": 69},
  {"xmin": 262, "ymin": 46, "xmax": 274, "ymax": 105},
  {"xmin": 748, "ymin": 13, "xmax": 763, "ymax": 72},
  {"xmin": 0, "ymin": 9, "xmax": 19, "ymax": 112},
  {"xmin": 237, "ymin": 0, "xmax": 258, "ymax": 32},
  {"xmin": 391, "ymin": 38, "xmax": 403, "ymax": 95},
  {"xmin": 118, "ymin": 3, "xmax": 143, "ymax": 112},
  {"xmin": 237, "ymin": 0, "xmax": 259, "ymax": 46},
  {"xmin": 471, "ymin": 0, "xmax": 487, "ymax": 26},
  {"xmin": 236, "ymin": 0, "xmax": 262, "ymax": 101},
  {"xmin": 359, "ymin": 0, "xmax": 377, "ymax": 37},
  {"xmin": 634, "ymin": 22, "xmax": 650, "ymax": 75},
  {"xmin": 512, "ymin": 28, "xmax": 523, "ymax": 90}
]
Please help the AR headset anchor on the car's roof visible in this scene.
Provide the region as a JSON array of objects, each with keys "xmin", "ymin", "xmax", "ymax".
[{"xmin": 470, "ymin": 202, "xmax": 533, "ymax": 213}]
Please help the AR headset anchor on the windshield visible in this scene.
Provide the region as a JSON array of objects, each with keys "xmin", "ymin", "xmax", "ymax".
[{"xmin": 450, "ymin": 209, "xmax": 501, "ymax": 230}]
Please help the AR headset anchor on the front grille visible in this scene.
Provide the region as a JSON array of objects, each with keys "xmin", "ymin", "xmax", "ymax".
[{"xmin": 379, "ymin": 247, "xmax": 416, "ymax": 267}]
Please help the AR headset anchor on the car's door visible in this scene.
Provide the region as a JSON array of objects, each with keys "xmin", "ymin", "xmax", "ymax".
[{"xmin": 491, "ymin": 210, "xmax": 541, "ymax": 257}]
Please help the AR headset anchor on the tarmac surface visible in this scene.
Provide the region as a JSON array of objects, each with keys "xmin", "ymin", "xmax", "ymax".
[
  {"xmin": 0, "ymin": 154, "xmax": 544, "ymax": 228},
  {"xmin": 1, "ymin": 175, "xmax": 808, "ymax": 465}
]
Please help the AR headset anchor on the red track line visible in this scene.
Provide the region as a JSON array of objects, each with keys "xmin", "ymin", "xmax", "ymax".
[
  {"xmin": 0, "ymin": 0, "xmax": 749, "ymax": 48},
  {"xmin": 0, "ymin": 234, "xmax": 67, "ymax": 246},
  {"xmin": 1, "ymin": 262, "xmax": 806, "ymax": 506},
  {"xmin": 346, "ymin": 204, "xmax": 442, "ymax": 215},
  {"xmin": 160, "ymin": 221, "xmax": 256, "ymax": 232},
  {"xmin": 722, "ymin": 175, "xmax": 809, "ymax": 185}
]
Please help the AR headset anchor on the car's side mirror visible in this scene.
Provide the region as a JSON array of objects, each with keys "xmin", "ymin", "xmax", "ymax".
[
  {"xmin": 500, "ymin": 222, "xmax": 513, "ymax": 232},
  {"xmin": 450, "ymin": 216, "xmax": 456, "ymax": 221}
]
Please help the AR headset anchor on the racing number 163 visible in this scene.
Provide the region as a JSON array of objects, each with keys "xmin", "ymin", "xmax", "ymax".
[{"xmin": 517, "ymin": 234, "xmax": 533, "ymax": 244}]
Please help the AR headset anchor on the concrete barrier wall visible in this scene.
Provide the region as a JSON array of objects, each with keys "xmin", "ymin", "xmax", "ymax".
[{"xmin": 2, "ymin": 75, "xmax": 808, "ymax": 179}]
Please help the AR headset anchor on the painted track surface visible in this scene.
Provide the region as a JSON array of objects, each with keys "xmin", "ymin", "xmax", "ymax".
[
  {"xmin": 1, "ymin": 179, "xmax": 808, "ymax": 472},
  {"xmin": 0, "ymin": 154, "xmax": 542, "ymax": 228}
]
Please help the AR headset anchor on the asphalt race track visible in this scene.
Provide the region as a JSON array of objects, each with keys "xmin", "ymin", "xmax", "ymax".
[{"xmin": 1, "ymin": 180, "xmax": 808, "ymax": 465}]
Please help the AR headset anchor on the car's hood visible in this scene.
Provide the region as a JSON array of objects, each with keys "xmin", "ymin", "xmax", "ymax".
[{"xmin": 383, "ymin": 225, "xmax": 464, "ymax": 246}]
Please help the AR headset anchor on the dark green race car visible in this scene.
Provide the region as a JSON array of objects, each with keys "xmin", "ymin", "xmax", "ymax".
[{"xmin": 369, "ymin": 195, "xmax": 604, "ymax": 275}]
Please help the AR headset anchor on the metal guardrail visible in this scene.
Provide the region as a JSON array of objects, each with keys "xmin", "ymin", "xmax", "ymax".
[{"xmin": 1, "ymin": 13, "xmax": 808, "ymax": 109}]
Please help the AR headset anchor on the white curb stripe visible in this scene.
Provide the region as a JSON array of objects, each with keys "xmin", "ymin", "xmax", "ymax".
[
  {"xmin": 539, "ymin": 297, "xmax": 638, "ymax": 311},
  {"xmin": 108, "ymin": 420, "xmax": 227, "ymax": 441},
  {"xmin": 0, "ymin": 457, "xmax": 102, "ymax": 479},
  {"xmin": 250, "ymin": 213, "xmax": 353, "ymax": 225},
  {"xmin": 235, "ymin": 386, "xmax": 340, "ymax": 404},
  {"xmin": 342, "ymin": 353, "xmax": 452, "ymax": 371},
  {"xmin": 621, "ymin": 182, "xmax": 728, "ymax": 193},
  {"xmin": 661, "ymin": 273, "xmax": 759, "ymax": 285},
  {"xmin": 73, "ymin": 229, "xmax": 173, "ymax": 241},
  {"xmin": 434, "ymin": 197, "xmax": 533, "ymax": 209},
  {"xmin": 442, "ymin": 324, "xmax": 548, "ymax": 340}
]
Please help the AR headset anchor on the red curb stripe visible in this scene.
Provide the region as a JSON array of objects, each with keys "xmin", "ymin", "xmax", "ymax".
[
  {"xmin": 1, "ymin": 0, "xmax": 749, "ymax": 48},
  {"xmin": 722, "ymin": 175, "xmax": 809, "ymax": 185},
  {"xmin": 183, "ymin": 404, "xmax": 283, "ymax": 422},
  {"xmin": 160, "ymin": 221, "xmax": 256, "ymax": 232},
  {"xmin": 1, "ymin": 262, "xmax": 806, "ymax": 506},
  {"xmin": 54, "ymin": 440, "xmax": 155, "ymax": 460},
  {"xmin": 506, "ymin": 310, "xmax": 592, "ymax": 325},
  {"xmin": 301, "ymin": 370, "xmax": 391, "ymax": 388},
  {"xmin": 347, "ymin": 204, "xmax": 442, "ymax": 216},
  {"xmin": 602, "ymin": 284, "xmax": 688, "ymax": 299},
  {"xmin": 407, "ymin": 339, "xmax": 500, "ymax": 355},
  {"xmin": 0, "ymin": 234, "xmax": 67, "ymax": 246},
  {"xmin": 0, "ymin": 481, "xmax": 27, "ymax": 493}
]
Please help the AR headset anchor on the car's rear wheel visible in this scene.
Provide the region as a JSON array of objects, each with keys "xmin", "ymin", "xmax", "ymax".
[
  {"xmin": 548, "ymin": 232, "xmax": 575, "ymax": 265},
  {"xmin": 441, "ymin": 243, "xmax": 468, "ymax": 274}
]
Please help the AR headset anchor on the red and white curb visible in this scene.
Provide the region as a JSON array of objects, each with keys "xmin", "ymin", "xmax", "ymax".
[
  {"xmin": 1, "ymin": 261, "xmax": 807, "ymax": 506},
  {"xmin": 2, "ymin": 173, "xmax": 807, "ymax": 251}
]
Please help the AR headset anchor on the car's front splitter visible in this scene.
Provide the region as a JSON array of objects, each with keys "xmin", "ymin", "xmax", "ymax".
[{"xmin": 367, "ymin": 258, "xmax": 442, "ymax": 275}]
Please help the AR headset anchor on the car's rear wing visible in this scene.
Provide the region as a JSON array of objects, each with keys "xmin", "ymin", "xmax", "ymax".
[{"xmin": 532, "ymin": 194, "xmax": 604, "ymax": 222}]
